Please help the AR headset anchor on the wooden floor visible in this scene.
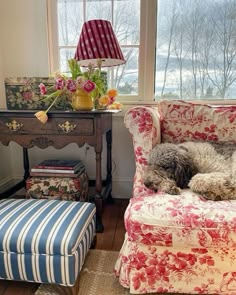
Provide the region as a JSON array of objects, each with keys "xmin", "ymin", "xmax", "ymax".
[{"xmin": 0, "ymin": 198, "xmax": 129, "ymax": 295}]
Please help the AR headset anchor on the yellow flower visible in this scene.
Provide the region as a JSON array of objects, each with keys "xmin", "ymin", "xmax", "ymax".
[
  {"xmin": 34, "ymin": 111, "xmax": 48, "ymax": 124},
  {"xmin": 107, "ymin": 102, "xmax": 123, "ymax": 110},
  {"xmin": 107, "ymin": 89, "xmax": 118, "ymax": 98},
  {"xmin": 99, "ymin": 95, "xmax": 110, "ymax": 106},
  {"xmin": 34, "ymin": 91, "xmax": 62, "ymax": 124}
]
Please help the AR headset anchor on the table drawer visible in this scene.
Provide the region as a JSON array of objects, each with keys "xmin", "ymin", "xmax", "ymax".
[{"xmin": 0, "ymin": 117, "xmax": 94, "ymax": 136}]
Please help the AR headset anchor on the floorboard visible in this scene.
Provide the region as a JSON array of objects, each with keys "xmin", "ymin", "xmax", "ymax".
[{"xmin": 0, "ymin": 198, "xmax": 129, "ymax": 294}]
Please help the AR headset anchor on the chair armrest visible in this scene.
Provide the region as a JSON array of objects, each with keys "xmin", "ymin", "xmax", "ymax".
[{"xmin": 124, "ymin": 106, "xmax": 161, "ymax": 196}]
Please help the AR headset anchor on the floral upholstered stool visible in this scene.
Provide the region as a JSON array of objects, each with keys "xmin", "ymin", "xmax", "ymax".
[
  {"xmin": 0, "ymin": 198, "xmax": 96, "ymax": 294},
  {"xmin": 25, "ymin": 173, "xmax": 89, "ymax": 202}
]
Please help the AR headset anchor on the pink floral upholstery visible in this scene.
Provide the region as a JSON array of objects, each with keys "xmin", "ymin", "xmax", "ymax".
[
  {"xmin": 115, "ymin": 103, "xmax": 236, "ymax": 294},
  {"xmin": 125, "ymin": 192, "xmax": 236, "ymax": 249},
  {"xmin": 159, "ymin": 100, "xmax": 236, "ymax": 143},
  {"xmin": 124, "ymin": 106, "xmax": 161, "ymax": 197}
]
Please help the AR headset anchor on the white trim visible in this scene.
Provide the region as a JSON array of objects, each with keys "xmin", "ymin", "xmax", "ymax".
[
  {"xmin": 139, "ymin": 0, "xmax": 157, "ymax": 102},
  {"xmin": 46, "ymin": 0, "xmax": 59, "ymax": 74},
  {"xmin": 112, "ymin": 177, "xmax": 133, "ymax": 199},
  {"xmin": 0, "ymin": 177, "xmax": 24, "ymax": 197},
  {"xmin": 0, "ymin": 176, "xmax": 14, "ymax": 187}
]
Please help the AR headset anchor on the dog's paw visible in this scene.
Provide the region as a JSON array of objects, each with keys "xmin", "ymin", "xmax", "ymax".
[
  {"xmin": 203, "ymin": 193, "xmax": 222, "ymax": 201},
  {"xmin": 159, "ymin": 183, "xmax": 181, "ymax": 195},
  {"xmin": 167, "ymin": 186, "xmax": 181, "ymax": 195},
  {"xmin": 144, "ymin": 179, "xmax": 159, "ymax": 192}
]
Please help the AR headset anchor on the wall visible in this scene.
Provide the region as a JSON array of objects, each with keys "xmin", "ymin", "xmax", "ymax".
[
  {"xmin": 0, "ymin": 5, "xmax": 11, "ymax": 183},
  {"xmin": 0, "ymin": 0, "xmax": 135, "ymax": 198}
]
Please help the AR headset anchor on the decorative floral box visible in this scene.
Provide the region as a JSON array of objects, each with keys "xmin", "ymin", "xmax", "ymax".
[
  {"xmin": 5, "ymin": 77, "xmax": 72, "ymax": 110},
  {"xmin": 25, "ymin": 172, "xmax": 89, "ymax": 202}
]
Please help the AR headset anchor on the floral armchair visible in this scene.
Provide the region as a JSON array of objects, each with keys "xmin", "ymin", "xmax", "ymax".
[{"xmin": 114, "ymin": 100, "xmax": 236, "ymax": 294}]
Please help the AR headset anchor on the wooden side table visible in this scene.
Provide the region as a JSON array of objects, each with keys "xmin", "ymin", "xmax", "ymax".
[{"xmin": 0, "ymin": 109, "xmax": 120, "ymax": 232}]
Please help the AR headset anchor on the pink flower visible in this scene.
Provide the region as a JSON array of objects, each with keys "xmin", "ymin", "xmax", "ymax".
[
  {"xmin": 55, "ymin": 78, "xmax": 65, "ymax": 90},
  {"xmin": 23, "ymin": 91, "xmax": 33, "ymax": 100},
  {"xmin": 132, "ymin": 272, "xmax": 146, "ymax": 290},
  {"xmin": 39, "ymin": 83, "xmax": 47, "ymax": 95},
  {"xmin": 66, "ymin": 79, "xmax": 77, "ymax": 92},
  {"xmin": 82, "ymin": 80, "xmax": 96, "ymax": 93},
  {"xmin": 109, "ymin": 96, "xmax": 116, "ymax": 104},
  {"xmin": 76, "ymin": 76, "xmax": 86, "ymax": 87}
]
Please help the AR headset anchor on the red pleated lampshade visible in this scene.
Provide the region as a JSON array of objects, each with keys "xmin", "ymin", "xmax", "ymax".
[{"xmin": 75, "ymin": 19, "xmax": 126, "ymax": 67}]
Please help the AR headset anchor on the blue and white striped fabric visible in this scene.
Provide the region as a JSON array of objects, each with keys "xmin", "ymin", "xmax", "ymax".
[{"xmin": 0, "ymin": 199, "xmax": 96, "ymax": 286}]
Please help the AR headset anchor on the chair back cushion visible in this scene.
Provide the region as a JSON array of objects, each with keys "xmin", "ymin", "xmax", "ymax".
[{"xmin": 159, "ymin": 100, "xmax": 236, "ymax": 143}]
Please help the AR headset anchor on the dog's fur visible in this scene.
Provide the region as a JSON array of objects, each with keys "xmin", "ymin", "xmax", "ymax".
[{"xmin": 144, "ymin": 141, "xmax": 236, "ymax": 200}]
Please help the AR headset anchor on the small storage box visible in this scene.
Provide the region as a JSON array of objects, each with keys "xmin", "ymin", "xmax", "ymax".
[
  {"xmin": 26, "ymin": 172, "xmax": 89, "ymax": 202},
  {"xmin": 5, "ymin": 77, "xmax": 71, "ymax": 110}
]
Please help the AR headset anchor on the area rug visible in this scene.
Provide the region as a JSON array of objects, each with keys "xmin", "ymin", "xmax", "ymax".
[{"xmin": 35, "ymin": 249, "xmax": 188, "ymax": 295}]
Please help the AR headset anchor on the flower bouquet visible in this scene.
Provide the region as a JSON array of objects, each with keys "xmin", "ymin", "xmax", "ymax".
[{"xmin": 35, "ymin": 58, "xmax": 122, "ymax": 124}]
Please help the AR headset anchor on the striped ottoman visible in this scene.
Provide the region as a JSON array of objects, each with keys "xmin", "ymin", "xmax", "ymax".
[{"xmin": 0, "ymin": 198, "xmax": 96, "ymax": 293}]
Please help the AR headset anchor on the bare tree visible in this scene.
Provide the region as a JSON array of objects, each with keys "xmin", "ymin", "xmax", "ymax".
[
  {"xmin": 183, "ymin": 0, "xmax": 206, "ymax": 97},
  {"xmin": 206, "ymin": 0, "xmax": 236, "ymax": 98},
  {"xmin": 157, "ymin": 0, "xmax": 236, "ymax": 100},
  {"xmin": 160, "ymin": 1, "xmax": 178, "ymax": 96},
  {"xmin": 172, "ymin": 1, "xmax": 189, "ymax": 99}
]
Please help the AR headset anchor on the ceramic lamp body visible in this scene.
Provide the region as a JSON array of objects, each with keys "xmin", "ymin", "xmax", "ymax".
[{"xmin": 72, "ymin": 89, "xmax": 93, "ymax": 111}]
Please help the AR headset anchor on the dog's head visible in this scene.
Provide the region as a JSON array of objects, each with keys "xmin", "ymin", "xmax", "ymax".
[{"xmin": 148, "ymin": 143, "xmax": 197, "ymax": 188}]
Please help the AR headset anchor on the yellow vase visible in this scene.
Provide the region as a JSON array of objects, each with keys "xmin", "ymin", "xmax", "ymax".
[{"xmin": 71, "ymin": 89, "xmax": 94, "ymax": 111}]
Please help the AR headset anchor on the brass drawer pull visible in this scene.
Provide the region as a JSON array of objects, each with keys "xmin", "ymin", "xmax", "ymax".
[
  {"xmin": 6, "ymin": 120, "xmax": 23, "ymax": 131},
  {"xmin": 58, "ymin": 121, "xmax": 76, "ymax": 133}
]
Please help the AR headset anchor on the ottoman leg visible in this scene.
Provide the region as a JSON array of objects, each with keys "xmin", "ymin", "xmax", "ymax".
[{"xmin": 90, "ymin": 235, "xmax": 97, "ymax": 249}]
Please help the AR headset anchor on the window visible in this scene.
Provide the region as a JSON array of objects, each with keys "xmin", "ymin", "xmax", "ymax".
[
  {"xmin": 47, "ymin": 0, "xmax": 236, "ymax": 103},
  {"xmin": 156, "ymin": 0, "xmax": 236, "ymax": 101}
]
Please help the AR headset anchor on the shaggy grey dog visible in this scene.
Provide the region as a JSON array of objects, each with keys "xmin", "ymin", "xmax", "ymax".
[{"xmin": 144, "ymin": 141, "xmax": 236, "ymax": 200}]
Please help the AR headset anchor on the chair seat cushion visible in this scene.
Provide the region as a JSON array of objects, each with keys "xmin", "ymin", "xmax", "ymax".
[
  {"xmin": 125, "ymin": 190, "xmax": 236, "ymax": 248},
  {"xmin": 0, "ymin": 199, "xmax": 96, "ymax": 285}
]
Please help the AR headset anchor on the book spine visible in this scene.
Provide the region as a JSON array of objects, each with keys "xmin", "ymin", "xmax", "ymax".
[
  {"xmin": 33, "ymin": 165, "xmax": 74, "ymax": 170},
  {"xmin": 30, "ymin": 172, "xmax": 79, "ymax": 178},
  {"xmin": 31, "ymin": 168, "xmax": 76, "ymax": 173}
]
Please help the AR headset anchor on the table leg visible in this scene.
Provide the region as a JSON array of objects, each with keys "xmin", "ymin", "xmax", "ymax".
[
  {"xmin": 94, "ymin": 148, "xmax": 104, "ymax": 233},
  {"xmin": 23, "ymin": 148, "xmax": 30, "ymax": 183},
  {"xmin": 106, "ymin": 130, "xmax": 113, "ymax": 203}
]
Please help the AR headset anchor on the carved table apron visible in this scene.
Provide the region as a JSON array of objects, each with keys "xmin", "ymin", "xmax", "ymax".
[{"xmin": 0, "ymin": 109, "xmax": 118, "ymax": 232}]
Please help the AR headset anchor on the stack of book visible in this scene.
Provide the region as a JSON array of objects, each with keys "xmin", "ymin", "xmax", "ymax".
[{"xmin": 30, "ymin": 159, "xmax": 85, "ymax": 178}]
